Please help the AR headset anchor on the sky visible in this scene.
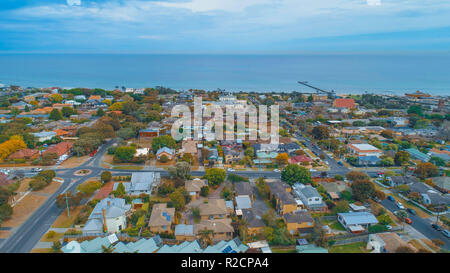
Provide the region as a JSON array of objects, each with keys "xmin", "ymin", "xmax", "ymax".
[{"xmin": 0, "ymin": 0, "xmax": 450, "ymax": 53}]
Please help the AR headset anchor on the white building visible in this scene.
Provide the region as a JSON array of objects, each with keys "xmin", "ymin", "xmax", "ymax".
[
  {"xmin": 347, "ymin": 143, "xmax": 383, "ymax": 157},
  {"xmin": 82, "ymin": 197, "xmax": 131, "ymax": 234}
]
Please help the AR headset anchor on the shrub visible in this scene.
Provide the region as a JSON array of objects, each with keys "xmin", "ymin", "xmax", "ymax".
[
  {"xmin": 368, "ymin": 224, "xmax": 388, "ymax": 233},
  {"xmin": 46, "ymin": 230, "xmax": 56, "ymax": 239}
]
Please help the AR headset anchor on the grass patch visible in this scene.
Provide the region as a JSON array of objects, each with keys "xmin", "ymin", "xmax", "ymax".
[
  {"xmin": 41, "ymin": 232, "xmax": 64, "ymax": 242},
  {"xmin": 52, "ymin": 206, "xmax": 83, "ymax": 228},
  {"xmin": 113, "ymin": 166, "xmax": 143, "ymax": 170},
  {"xmin": 329, "ymin": 242, "xmax": 367, "ymax": 253},
  {"xmin": 329, "ymin": 221, "xmax": 346, "ymax": 231},
  {"xmin": 271, "ymin": 246, "xmax": 296, "ymax": 253}
]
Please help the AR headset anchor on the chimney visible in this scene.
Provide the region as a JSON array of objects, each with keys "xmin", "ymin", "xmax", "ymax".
[
  {"xmin": 107, "ymin": 200, "xmax": 111, "ymax": 207},
  {"xmin": 102, "ymin": 208, "xmax": 108, "ymax": 233}
]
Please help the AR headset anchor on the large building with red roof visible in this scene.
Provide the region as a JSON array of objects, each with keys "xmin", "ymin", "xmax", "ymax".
[{"xmin": 333, "ymin": 98, "xmax": 355, "ymax": 109}]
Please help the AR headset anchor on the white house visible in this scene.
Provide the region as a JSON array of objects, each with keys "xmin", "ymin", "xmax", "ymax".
[
  {"xmin": 113, "ymin": 172, "xmax": 160, "ymax": 196},
  {"xmin": 337, "ymin": 212, "xmax": 378, "ymax": 233},
  {"xmin": 82, "ymin": 197, "xmax": 131, "ymax": 234},
  {"xmin": 292, "ymin": 183, "xmax": 326, "ymax": 211},
  {"xmin": 33, "ymin": 131, "xmax": 57, "ymax": 142}
]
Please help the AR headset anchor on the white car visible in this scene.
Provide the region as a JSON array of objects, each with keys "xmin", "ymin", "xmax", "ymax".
[
  {"xmin": 386, "ymin": 225, "xmax": 393, "ymax": 230},
  {"xmin": 397, "ymin": 202, "xmax": 405, "ymax": 210},
  {"xmin": 273, "ymin": 169, "xmax": 281, "ymax": 173},
  {"xmin": 227, "ymin": 168, "xmax": 235, "ymax": 172}
]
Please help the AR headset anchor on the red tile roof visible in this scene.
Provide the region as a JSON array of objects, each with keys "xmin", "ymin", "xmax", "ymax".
[
  {"xmin": 43, "ymin": 142, "xmax": 73, "ymax": 157},
  {"xmin": 9, "ymin": 149, "xmax": 40, "ymax": 160},
  {"xmin": 289, "ymin": 155, "xmax": 312, "ymax": 164},
  {"xmin": 333, "ymin": 98, "xmax": 355, "ymax": 108}
]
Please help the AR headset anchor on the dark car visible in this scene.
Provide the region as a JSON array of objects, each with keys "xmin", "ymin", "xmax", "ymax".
[
  {"xmin": 431, "ymin": 224, "xmax": 442, "ymax": 231},
  {"xmin": 387, "ymin": 196, "xmax": 395, "ymax": 202},
  {"xmin": 407, "ymin": 208, "xmax": 417, "ymax": 216},
  {"xmin": 442, "ymin": 230, "xmax": 450, "ymax": 238}
]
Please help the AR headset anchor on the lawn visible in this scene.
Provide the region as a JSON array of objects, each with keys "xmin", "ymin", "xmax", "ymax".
[
  {"xmin": 113, "ymin": 165, "xmax": 144, "ymax": 170},
  {"xmin": 271, "ymin": 246, "xmax": 297, "ymax": 253},
  {"xmin": 329, "ymin": 221, "xmax": 346, "ymax": 231},
  {"xmin": 329, "ymin": 242, "xmax": 367, "ymax": 253},
  {"xmin": 41, "ymin": 232, "xmax": 64, "ymax": 242},
  {"xmin": 30, "ymin": 248, "xmax": 52, "ymax": 253},
  {"xmin": 52, "ymin": 205, "xmax": 83, "ymax": 228}
]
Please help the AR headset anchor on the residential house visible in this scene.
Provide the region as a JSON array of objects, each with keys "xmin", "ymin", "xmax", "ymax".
[
  {"xmin": 194, "ymin": 219, "xmax": 234, "ymax": 242},
  {"xmin": 185, "ymin": 179, "xmax": 208, "ymax": 200},
  {"xmin": 8, "ymin": 149, "xmax": 40, "ymax": 161},
  {"xmin": 319, "ymin": 181, "xmax": 350, "ymax": 200},
  {"xmin": 234, "ymin": 182, "xmax": 254, "ymax": 200},
  {"xmin": 43, "ymin": 141, "xmax": 73, "ymax": 161},
  {"xmin": 432, "ymin": 177, "xmax": 450, "ymax": 193},
  {"xmin": 289, "ymin": 155, "xmax": 312, "ymax": 165},
  {"xmin": 357, "ymin": 155, "xmax": 382, "ymax": 166},
  {"xmin": 267, "ymin": 181, "xmax": 298, "ymax": 215},
  {"xmin": 337, "ymin": 212, "xmax": 378, "ymax": 233},
  {"xmin": 428, "ymin": 148, "xmax": 450, "ymax": 162},
  {"xmin": 199, "ymin": 199, "xmax": 229, "ymax": 220},
  {"xmin": 113, "ymin": 172, "xmax": 160, "ymax": 196},
  {"xmin": 33, "ymin": 131, "xmax": 57, "ymax": 142},
  {"xmin": 223, "ymin": 146, "xmax": 242, "ymax": 164},
  {"xmin": 279, "ymin": 142, "xmax": 301, "ymax": 154},
  {"xmin": 174, "ymin": 224, "xmax": 196, "ymax": 241},
  {"xmin": 367, "ymin": 232, "xmax": 417, "ymax": 253},
  {"xmin": 148, "ymin": 203, "xmax": 175, "ymax": 233},
  {"xmin": 156, "ymin": 147, "xmax": 175, "ymax": 161},
  {"xmin": 293, "ymin": 183, "xmax": 327, "ymax": 211},
  {"xmin": 406, "ymin": 148, "xmax": 430, "ymax": 162},
  {"xmin": 82, "ymin": 197, "xmax": 131, "ymax": 234},
  {"xmin": 241, "ymin": 209, "xmax": 265, "ymax": 236},
  {"xmin": 139, "ymin": 128, "xmax": 160, "ymax": 138},
  {"xmin": 180, "ymin": 140, "xmax": 198, "ymax": 156},
  {"xmin": 387, "ymin": 176, "xmax": 419, "ymax": 187},
  {"xmin": 283, "ymin": 210, "xmax": 314, "ymax": 235}
]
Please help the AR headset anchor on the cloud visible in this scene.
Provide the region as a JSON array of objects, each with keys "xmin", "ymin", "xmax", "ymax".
[
  {"xmin": 67, "ymin": 0, "xmax": 82, "ymax": 6},
  {"xmin": 155, "ymin": 0, "xmax": 272, "ymax": 13}
]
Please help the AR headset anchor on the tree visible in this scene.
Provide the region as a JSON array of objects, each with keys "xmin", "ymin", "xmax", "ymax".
[
  {"xmin": 244, "ymin": 147, "xmax": 255, "ymax": 158},
  {"xmin": 380, "ymin": 156, "xmax": 394, "ymax": 166},
  {"xmin": 414, "ymin": 162, "xmax": 439, "ymax": 179},
  {"xmin": 49, "ymin": 109, "xmax": 63, "ymax": 121},
  {"xmin": 96, "ymin": 108, "xmax": 105, "ymax": 117},
  {"xmin": 200, "ymin": 186, "xmax": 209, "ymax": 197},
  {"xmin": 101, "ymin": 171, "xmax": 112, "ymax": 184},
  {"xmin": 181, "ymin": 153, "xmax": 194, "ymax": 164},
  {"xmin": 168, "ymin": 162, "xmax": 191, "ymax": 180},
  {"xmin": 117, "ymin": 127, "xmax": 135, "ymax": 140},
  {"xmin": 61, "ymin": 107, "xmax": 76, "ymax": 117},
  {"xmin": 204, "ymin": 168, "xmax": 226, "ymax": 186},
  {"xmin": 151, "ymin": 135, "xmax": 176, "ymax": 152},
  {"xmin": 332, "ymin": 200, "xmax": 349, "ymax": 214},
  {"xmin": 407, "ymin": 105, "xmax": 423, "ymax": 116},
  {"xmin": 346, "ymin": 171, "xmax": 369, "ymax": 182},
  {"xmin": 114, "ymin": 183, "xmax": 126, "ymax": 197},
  {"xmin": 159, "ymin": 155, "xmax": 169, "ymax": 163},
  {"xmin": 351, "ymin": 180, "xmax": 375, "ymax": 202},
  {"xmin": 275, "ymin": 153, "xmax": 289, "ymax": 166},
  {"xmin": 169, "ymin": 189, "xmax": 186, "ymax": 210},
  {"xmin": 114, "ymin": 146, "xmax": 136, "ymax": 163},
  {"xmin": 394, "ymin": 151, "xmax": 410, "ymax": 166},
  {"xmin": 281, "ymin": 164, "xmax": 312, "ymax": 186},
  {"xmin": 430, "ymin": 156, "xmax": 446, "ymax": 167},
  {"xmin": 51, "ymin": 241, "xmax": 62, "ymax": 253},
  {"xmin": 311, "ymin": 126, "xmax": 329, "ymax": 140}
]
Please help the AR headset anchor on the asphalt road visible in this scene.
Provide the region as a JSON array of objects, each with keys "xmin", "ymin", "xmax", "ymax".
[{"xmin": 381, "ymin": 199, "xmax": 450, "ymax": 250}]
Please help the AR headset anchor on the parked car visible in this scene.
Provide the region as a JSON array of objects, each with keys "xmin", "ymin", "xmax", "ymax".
[
  {"xmin": 227, "ymin": 168, "xmax": 235, "ymax": 172},
  {"xmin": 373, "ymin": 197, "xmax": 381, "ymax": 203},
  {"xmin": 396, "ymin": 202, "xmax": 405, "ymax": 210},
  {"xmin": 386, "ymin": 225, "xmax": 393, "ymax": 230},
  {"xmin": 338, "ymin": 161, "xmax": 343, "ymax": 166},
  {"xmin": 387, "ymin": 196, "xmax": 395, "ymax": 202},
  {"xmin": 405, "ymin": 218, "xmax": 413, "ymax": 224},
  {"xmin": 407, "ymin": 208, "xmax": 417, "ymax": 216},
  {"xmin": 431, "ymin": 224, "xmax": 442, "ymax": 231},
  {"xmin": 273, "ymin": 169, "xmax": 281, "ymax": 173},
  {"xmin": 442, "ymin": 230, "xmax": 450, "ymax": 238}
]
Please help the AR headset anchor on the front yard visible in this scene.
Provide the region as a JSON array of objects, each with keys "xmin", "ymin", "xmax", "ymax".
[{"xmin": 329, "ymin": 241, "xmax": 368, "ymax": 253}]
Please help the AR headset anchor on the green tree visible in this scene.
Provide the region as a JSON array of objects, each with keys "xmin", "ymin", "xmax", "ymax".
[
  {"xmin": 281, "ymin": 164, "xmax": 312, "ymax": 186},
  {"xmin": 168, "ymin": 162, "xmax": 191, "ymax": 180},
  {"xmin": 101, "ymin": 171, "xmax": 112, "ymax": 184},
  {"xmin": 114, "ymin": 146, "xmax": 136, "ymax": 163},
  {"xmin": 114, "ymin": 183, "xmax": 126, "ymax": 197},
  {"xmin": 311, "ymin": 126, "xmax": 329, "ymax": 140},
  {"xmin": 49, "ymin": 109, "xmax": 63, "ymax": 121},
  {"xmin": 407, "ymin": 105, "xmax": 423, "ymax": 116},
  {"xmin": 204, "ymin": 168, "xmax": 226, "ymax": 186},
  {"xmin": 169, "ymin": 189, "xmax": 186, "ymax": 210},
  {"xmin": 414, "ymin": 162, "xmax": 439, "ymax": 179},
  {"xmin": 151, "ymin": 135, "xmax": 176, "ymax": 152},
  {"xmin": 61, "ymin": 107, "xmax": 75, "ymax": 117},
  {"xmin": 244, "ymin": 147, "xmax": 255, "ymax": 158},
  {"xmin": 394, "ymin": 151, "xmax": 410, "ymax": 166},
  {"xmin": 351, "ymin": 180, "xmax": 376, "ymax": 202},
  {"xmin": 96, "ymin": 108, "xmax": 105, "ymax": 117},
  {"xmin": 200, "ymin": 186, "xmax": 209, "ymax": 197}
]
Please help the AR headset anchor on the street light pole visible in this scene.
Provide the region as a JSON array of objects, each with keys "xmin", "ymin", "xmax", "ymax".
[{"xmin": 65, "ymin": 192, "xmax": 70, "ymax": 217}]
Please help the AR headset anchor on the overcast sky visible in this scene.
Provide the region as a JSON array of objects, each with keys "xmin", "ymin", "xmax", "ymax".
[{"xmin": 1, "ymin": 0, "xmax": 450, "ymax": 53}]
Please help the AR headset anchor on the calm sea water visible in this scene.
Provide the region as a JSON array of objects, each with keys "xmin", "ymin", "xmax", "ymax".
[{"xmin": 0, "ymin": 54, "xmax": 449, "ymax": 95}]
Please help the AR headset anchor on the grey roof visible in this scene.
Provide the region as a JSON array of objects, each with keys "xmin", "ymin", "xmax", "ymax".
[
  {"xmin": 241, "ymin": 209, "xmax": 265, "ymax": 228},
  {"xmin": 283, "ymin": 211, "xmax": 313, "ymax": 224},
  {"xmin": 82, "ymin": 219, "xmax": 103, "ymax": 233},
  {"xmin": 234, "ymin": 182, "xmax": 253, "ymax": 196},
  {"xmin": 432, "ymin": 177, "xmax": 450, "ymax": 191},
  {"xmin": 174, "ymin": 224, "xmax": 194, "ymax": 236},
  {"xmin": 235, "ymin": 195, "xmax": 252, "ymax": 210},
  {"xmin": 89, "ymin": 197, "xmax": 130, "ymax": 221},
  {"xmin": 390, "ymin": 176, "xmax": 419, "ymax": 186},
  {"xmin": 298, "ymin": 185, "xmax": 321, "ymax": 199},
  {"xmin": 338, "ymin": 212, "xmax": 378, "ymax": 225}
]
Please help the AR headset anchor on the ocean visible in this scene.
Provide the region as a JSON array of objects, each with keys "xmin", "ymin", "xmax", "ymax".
[{"xmin": 0, "ymin": 54, "xmax": 449, "ymax": 95}]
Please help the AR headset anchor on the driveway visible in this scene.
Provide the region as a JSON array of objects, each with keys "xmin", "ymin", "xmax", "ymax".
[{"xmin": 250, "ymin": 179, "xmax": 269, "ymax": 216}]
